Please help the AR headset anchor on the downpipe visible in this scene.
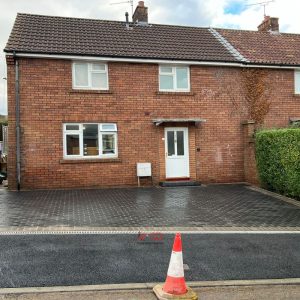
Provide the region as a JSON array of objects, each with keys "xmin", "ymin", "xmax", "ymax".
[{"xmin": 13, "ymin": 51, "xmax": 21, "ymax": 191}]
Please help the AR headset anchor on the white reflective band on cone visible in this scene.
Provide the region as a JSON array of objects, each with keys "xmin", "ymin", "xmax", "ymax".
[{"xmin": 167, "ymin": 251, "xmax": 184, "ymax": 278}]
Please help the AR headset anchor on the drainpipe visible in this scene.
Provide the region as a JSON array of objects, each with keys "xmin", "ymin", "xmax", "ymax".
[{"xmin": 13, "ymin": 51, "xmax": 21, "ymax": 190}]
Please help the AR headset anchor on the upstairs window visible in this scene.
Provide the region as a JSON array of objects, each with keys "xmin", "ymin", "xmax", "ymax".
[
  {"xmin": 63, "ymin": 123, "xmax": 117, "ymax": 158},
  {"xmin": 295, "ymin": 70, "xmax": 300, "ymax": 94},
  {"xmin": 159, "ymin": 66, "xmax": 190, "ymax": 92},
  {"xmin": 72, "ymin": 62, "xmax": 108, "ymax": 90}
]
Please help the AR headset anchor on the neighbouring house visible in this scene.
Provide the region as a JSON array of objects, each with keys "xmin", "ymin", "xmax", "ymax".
[
  {"xmin": 0, "ymin": 115, "xmax": 8, "ymax": 174},
  {"xmin": 4, "ymin": 1, "xmax": 300, "ymax": 190}
]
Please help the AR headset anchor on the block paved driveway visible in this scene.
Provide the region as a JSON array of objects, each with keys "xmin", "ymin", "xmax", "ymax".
[{"xmin": 0, "ymin": 184, "xmax": 299, "ymax": 229}]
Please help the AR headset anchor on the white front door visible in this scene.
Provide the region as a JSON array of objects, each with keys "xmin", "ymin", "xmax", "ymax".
[{"xmin": 165, "ymin": 127, "xmax": 189, "ymax": 178}]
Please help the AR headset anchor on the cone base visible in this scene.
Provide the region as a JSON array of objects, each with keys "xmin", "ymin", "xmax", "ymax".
[
  {"xmin": 163, "ymin": 276, "xmax": 187, "ymax": 295},
  {"xmin": 153, "ymin": 284, "xmax": 198, "ymax": 300}
]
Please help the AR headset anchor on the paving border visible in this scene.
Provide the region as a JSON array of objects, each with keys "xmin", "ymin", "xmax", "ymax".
[
  {"xmin": 246, "ymin": 186, "xmax": 300, "ymax": 208},
  {"xmin": 0, "ymin": 279, "xmax": 299, "ymax": 295},
  {"xmin": 0, "ymin": 226, "xmax": 299, "ymax": 234}
]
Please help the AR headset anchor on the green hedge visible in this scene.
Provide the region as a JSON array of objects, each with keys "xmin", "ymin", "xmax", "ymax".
[{"xmin": 255, "ymin": 128, "xmax": 300, "ymax": 198}]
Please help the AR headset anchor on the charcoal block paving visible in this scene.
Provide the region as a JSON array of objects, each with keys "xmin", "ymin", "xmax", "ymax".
[{"xmin": 0, "ymin": 184, "xmax": 299, "ymax": 228}]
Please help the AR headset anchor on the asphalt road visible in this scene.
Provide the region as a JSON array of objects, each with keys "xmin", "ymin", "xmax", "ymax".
[{"xmin": 0, "ymin": 234, "xmax": 299, "ymax": 288}]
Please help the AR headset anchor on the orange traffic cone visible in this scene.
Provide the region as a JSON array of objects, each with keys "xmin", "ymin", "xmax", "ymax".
[{"xmin": 153, "ymin": 233, "xmax": 198, "ymax": 300}]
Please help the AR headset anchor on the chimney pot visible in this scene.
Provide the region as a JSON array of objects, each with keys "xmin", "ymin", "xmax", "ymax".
[
  {"xmin": 133, "ymin": 1, "xmax": 148, "ymax": 23},
  {"xmin": 258, "ymin": 16, "xmax": 279, "ymax": 32}
]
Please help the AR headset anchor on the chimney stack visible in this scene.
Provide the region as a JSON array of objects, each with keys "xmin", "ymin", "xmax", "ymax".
[
  {"xmin": 258, "ymin": 16, "xmax": 279, "ymax": 32},
  {"xmin": 133, "ymin": 1, "xmax": 148, "ymax": 23}
]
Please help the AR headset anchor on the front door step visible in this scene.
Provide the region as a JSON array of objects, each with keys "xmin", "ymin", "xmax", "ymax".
[{"xmin": 159, "ymin": 180, "xmax": 201, "ymax": 187}]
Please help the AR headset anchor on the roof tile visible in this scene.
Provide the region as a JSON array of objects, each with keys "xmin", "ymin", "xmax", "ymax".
[
  {"xmin": 5, "ymin": 13, "xmax": 300, "ymax": 66},
  {"xmin": 217, "ymin": 28, "xmax": 300, "ymax": 65},
  {"xmin": 4, "ymin": 13, "xmax": 239, "ymax": 62}
]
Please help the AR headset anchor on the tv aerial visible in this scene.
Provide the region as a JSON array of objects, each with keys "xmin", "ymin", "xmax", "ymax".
[
  {"xmin": 110, "ymin": 0, "xmax": 134, "ymax": 20},
  {"xmin": 246, "ymin": 0, "xmax": 275, "ymax": 16}
]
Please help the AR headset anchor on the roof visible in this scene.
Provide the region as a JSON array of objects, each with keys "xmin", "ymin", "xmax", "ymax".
[
  {"xmin": 4, "ymin": 13, "xmax": 238, "ymax": 63},
  {"xmin": 4, "ymin": 13, "xmax": 300, "ymax": 66},
  {"xmin": 216, "ymin": 28, "xmax": 300, "ymax": 66}
]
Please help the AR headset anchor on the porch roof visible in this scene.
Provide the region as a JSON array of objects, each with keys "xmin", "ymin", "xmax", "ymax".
[{"xmin": 152, "ymin": 118, "xmax": 206, "ymax": 126}]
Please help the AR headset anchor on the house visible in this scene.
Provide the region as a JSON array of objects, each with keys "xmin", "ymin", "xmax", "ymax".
[
  {"xmin": 4, "ymin": 1, "xmax": 300, "ymax": 190},
  {"xmin": 0, "ymin": 115, "xmax": 8, "ymax": 175}
]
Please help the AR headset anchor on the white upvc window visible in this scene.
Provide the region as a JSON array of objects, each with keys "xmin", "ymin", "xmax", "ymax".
[
  {"xmin": 72, "ymin": 62, "xmax": 109, "ymax": 90},
  {"xmin": 159, "ymin": 65, "xmax": 190, "ymax": 92},
  {"xmin": 63, "ymin": 123, "xmax": 118, "ymax": 158},
  {"xmin": 295, "ymin": 70, "xmax": 300, "ymax": 94}
]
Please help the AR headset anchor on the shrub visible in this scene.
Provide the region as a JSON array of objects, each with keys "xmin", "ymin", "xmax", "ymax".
[{"xmin": 255, "ymin": 128, "xmax": 300, "ymax": 198}]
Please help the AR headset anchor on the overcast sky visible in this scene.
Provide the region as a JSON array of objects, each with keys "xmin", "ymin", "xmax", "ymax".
[{"xmin": 1, "ymin": 0, "xmax": 299, "ymax": 115}]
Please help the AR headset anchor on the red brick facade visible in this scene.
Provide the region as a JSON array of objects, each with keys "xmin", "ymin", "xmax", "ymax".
[{"xmin": 6, "ymin": 57, "xmax": 300, "ymax": 190}]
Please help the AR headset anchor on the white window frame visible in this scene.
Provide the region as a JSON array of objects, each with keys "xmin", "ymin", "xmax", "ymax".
[
  {"xmin": 63, "ymin": 124, "xmax": 83, "ymax": 158},
  {"xmin": 100, "ymin": 123, "xmax": 118, "ymax": 132},
  {"xmin": 295, "ymin": 70, "xmax": 300, "ymax": 94},
  {"xmin": 100, "ymin": 132, "xmax": 118, "ymax": 156},
  {"xmin": 72, "ymin": 62, "xmax": 109, "ymax": 90},
  {"xmin": 63, "ymin": 123, "xmax": 118, "ymax": 159},
  {"xmin": 159, "ymin": 65, "xmax": 190, "ymax": 92}
]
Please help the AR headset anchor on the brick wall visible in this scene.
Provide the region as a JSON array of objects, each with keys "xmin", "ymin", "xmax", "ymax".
[
  {"xmin": 6, "ymin": 57, "xmax": 300, "ymax": 189},
  {"xmin": 242, "ymin": 121, "xmax": 259, "ymax": 185}
]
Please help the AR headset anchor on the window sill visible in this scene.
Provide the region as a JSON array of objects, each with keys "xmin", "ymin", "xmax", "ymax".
[
  {"xmin": 293, "ymin": 93, "xmax": 300, "ymax": 97},
  {"xmin": 156, "ymin": 91, "xmax": 195, "ymax": 96},
  {"xmin": 69, "ymin": 90, "xmax": 113, "ymax": 95},
  {"xmin": 60, "ymin": 158, "xmax": 121, "ymax": 164}
]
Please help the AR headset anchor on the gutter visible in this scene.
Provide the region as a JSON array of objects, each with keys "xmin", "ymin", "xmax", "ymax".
[
  {"xmin": 13, "ymin": 51, "xmax": 21, "ymax": 191},
  {"xmin": 5, "ymin": 52, "xmax": 300, "ymax": 69},
  {"xmin": 6, "ymin": 52, "xmax": 243, "ymax": 67}
]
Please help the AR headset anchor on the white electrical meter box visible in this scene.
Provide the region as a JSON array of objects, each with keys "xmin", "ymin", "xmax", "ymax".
[{"xmin": 137, "ymin": 163, "xmax": 152, "ymax": 177}]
